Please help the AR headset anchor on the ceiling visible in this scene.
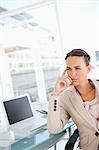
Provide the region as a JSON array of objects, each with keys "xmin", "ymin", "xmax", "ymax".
[
  {"xmin": 0, "ymin": 0, "xmax": 56, "ymax": 53},
  {"xmin": 0, "ymin": 0, "xmax": 52, "ymax": 11},
  {"xmin": 0, "ymin": 0, "xmax": 55, "ymax": 30}
]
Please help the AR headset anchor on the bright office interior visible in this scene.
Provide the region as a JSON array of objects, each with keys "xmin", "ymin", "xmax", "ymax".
[{"xmin": 0, "ymin": 0, "xmax": 99, "ymax": 137}]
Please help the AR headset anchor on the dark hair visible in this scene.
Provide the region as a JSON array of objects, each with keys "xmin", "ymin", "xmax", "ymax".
[{"xmin": 65, "ymin": 49, "xmax": 90, "ymax": 66}]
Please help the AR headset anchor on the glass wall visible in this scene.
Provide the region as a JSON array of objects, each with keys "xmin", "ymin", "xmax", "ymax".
[{"xmin": 0, "ymin": 0, "xmax": 63, "ymax": 102}]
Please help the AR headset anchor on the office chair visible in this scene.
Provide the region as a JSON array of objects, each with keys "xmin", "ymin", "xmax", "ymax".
[{"xmin": 65, "ymin": 128, "xmax": 79, "ymax": 150}]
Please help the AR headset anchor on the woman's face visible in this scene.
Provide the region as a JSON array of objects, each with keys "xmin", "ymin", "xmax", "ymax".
[{"xmin": 66, "ymin": 56, "xmax": 91, "ymax": 86}]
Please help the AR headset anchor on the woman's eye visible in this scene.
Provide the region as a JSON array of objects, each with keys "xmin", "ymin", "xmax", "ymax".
[{"xmin": 66, "ymin": 68, "xmax": 71, "ymax": 71}]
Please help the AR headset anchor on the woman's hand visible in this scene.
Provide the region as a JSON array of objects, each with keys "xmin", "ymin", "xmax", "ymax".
[{"xmin": 51, "ymin": 70, "xmax": 72, "ymax": 96}]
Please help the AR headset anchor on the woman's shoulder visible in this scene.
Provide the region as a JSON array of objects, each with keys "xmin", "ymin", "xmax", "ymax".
[{"xmin": 60, "ymin": 86, "xmax": 75, "ymax": 97}]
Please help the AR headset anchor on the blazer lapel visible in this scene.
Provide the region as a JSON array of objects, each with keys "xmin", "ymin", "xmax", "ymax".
[{"xmin": 69, "ymin": 89, "xmax": 97, "ymax": 130}]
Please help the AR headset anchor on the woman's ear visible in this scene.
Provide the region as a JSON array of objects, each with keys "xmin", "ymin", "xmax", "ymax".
[{"xmin": 87, "ymin": 64, "xmax": 93, "ymax": 73}]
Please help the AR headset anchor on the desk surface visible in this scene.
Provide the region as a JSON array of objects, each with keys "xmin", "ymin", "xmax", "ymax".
[{"xmin": 0, "ymin": 121, "xmax": 74, "ymax": 150}]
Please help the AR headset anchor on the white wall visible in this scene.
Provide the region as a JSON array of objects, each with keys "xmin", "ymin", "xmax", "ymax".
[
  {"xmin": 0, "ymin": 47, "xmax": 14, "ymax": 99},
  {"xmin": 57, "ymin": 0, "xmax": 99, "ymax": 65}
]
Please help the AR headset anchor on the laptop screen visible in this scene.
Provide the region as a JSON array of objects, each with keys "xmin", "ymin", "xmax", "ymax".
[{"xmin": 3, "ymin": 95, "xmax": 34, "ymax": 125}]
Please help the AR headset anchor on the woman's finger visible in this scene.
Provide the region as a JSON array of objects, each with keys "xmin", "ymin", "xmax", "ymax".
[{"xmin": 61, "ymin": 69, "xmax": 67, "ymax": 78}]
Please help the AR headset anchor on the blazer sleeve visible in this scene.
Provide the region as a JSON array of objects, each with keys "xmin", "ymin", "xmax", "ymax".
[{"xmin": 47, "ymin": 93, "xmax": 70, "ymax": 134}]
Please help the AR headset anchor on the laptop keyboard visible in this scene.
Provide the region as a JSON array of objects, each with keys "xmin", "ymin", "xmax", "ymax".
[
  {"xmin": 19, "ymin": 117, "xmax": 47, "ymax": 131},
  {"xmin": 26, "ymin": 121, "xmax": 46, "ymax": 131}
]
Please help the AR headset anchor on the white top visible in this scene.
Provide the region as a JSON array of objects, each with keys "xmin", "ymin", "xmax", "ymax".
[{"xmin": 83, "ymin": 96, "xmax": 99, "ymax": 129}]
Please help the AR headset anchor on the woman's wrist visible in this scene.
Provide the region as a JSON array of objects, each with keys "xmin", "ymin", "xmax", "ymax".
[{"xmin": 51, "ymin": 90, "xmax": 60, "ymax": 96}]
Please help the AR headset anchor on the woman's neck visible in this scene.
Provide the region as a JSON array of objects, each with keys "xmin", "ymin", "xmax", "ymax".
[{"xmin": 75, "ymin": 80, "xmax": 95, "ymax": 102}]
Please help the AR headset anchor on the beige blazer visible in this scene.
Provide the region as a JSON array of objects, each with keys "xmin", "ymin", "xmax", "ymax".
[{"xmin": 47, "ymin": 79, "xmax": 99, "ymax": 150}]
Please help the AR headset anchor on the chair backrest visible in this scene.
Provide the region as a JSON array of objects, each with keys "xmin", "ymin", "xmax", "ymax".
[{"xmin": 65, "ymin": 128, "xmax": 79, "ymax": 150}]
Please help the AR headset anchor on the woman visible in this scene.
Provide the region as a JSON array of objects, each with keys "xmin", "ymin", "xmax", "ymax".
[{"xmin": 47, "ymin": 49, "xmax": 99, "ymax": 150}]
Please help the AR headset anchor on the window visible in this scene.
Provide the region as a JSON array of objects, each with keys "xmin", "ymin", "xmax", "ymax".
[{"xmin": 0, "ymin": 0, "xmax": 63, "ymax": 102}]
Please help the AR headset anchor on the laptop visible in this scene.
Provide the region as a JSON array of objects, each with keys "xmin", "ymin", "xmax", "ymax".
[{"xmin": 2, "ymin": 94, "xmax": 47, "ymax": 133}]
